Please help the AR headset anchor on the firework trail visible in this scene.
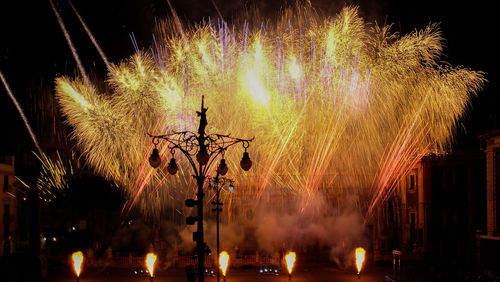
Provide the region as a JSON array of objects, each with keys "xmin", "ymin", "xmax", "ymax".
[
  {"xmin": 55, "ymin": 5, "xmax": 484, "ymax": 221},
  {"xmin": 67, "ymin": 0, "xmax": 112, "ymax": 70},
  {"xmin": 49, "ymin": 0, "xmax": 90, "ymax": 86},
  {"xmin": 0, "ymin": 70, "xmax": 43, "ymax": 154}
]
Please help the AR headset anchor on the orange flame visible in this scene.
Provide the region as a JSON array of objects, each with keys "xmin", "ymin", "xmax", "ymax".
[
  {"xmin": 285, "ymin": 251, "xmax": 296, "ymax": 274},
  {"xmin": 219, "ymin": 251, "xmax": 230, "ymax": 277},
  {"xmin": 355, "ymin": 247, "xmax": 366, "ymax": 274},
  {"xmin": 71, "ymin": 251, "xmax": 84, "ymax": 277},
  {"xmin": 145, "ymin": 253, "xmax": 157, "ymax": 277}
]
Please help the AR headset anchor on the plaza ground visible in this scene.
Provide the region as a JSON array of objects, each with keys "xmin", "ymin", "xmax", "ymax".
[
  {"xmin": 2, "ymin": 254, "xmax": 497, "ymax": 281},
  {"xmin": 47, "ymin": 263, "xmax": 396, "ymax": 282}
]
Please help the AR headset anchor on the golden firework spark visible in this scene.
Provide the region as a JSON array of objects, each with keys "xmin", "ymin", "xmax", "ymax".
[{"xmin": 35, "ymin": 151, "xmax": 73, "ymax": 198}]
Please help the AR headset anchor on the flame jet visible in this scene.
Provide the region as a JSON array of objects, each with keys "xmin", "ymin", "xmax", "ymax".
[
  {"xmin": 285, "ymin": 251, "xmax": 296, "ymax": 280},
  {"xmin": 71, "ymin": 251, "xmax": 84, "ymax": 281},
  {"xmin": 355, "ymin": 247, "xmax": 366, "ymax": 278},
  {"xmin": 146, "ymin": 252, "xmax": 157, "ymax": 280},
  {"xmin": 219, "ymin": 251, "xmax": 230, "ymax": 279}
]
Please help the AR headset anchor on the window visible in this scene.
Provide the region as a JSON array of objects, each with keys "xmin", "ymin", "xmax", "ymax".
[
  {"xmin": 495, "ymin": 148, "xmax": 500, "ymax": 229},
  {"xmin": 409, "ymin": 212, "xmax": 416, "ymax": 244},
  {"xmin": 3, "ymin": 176, "xmax": 8, "ymax": 192},
  {"xmin": 4, "ymin": 204, "xmax": 10, "ymax": 236},
  {"xmin": 444, "ymin": 169, "xmax": 455, "ymax": 191},
  {"xmin": 388, "ymin": 201, "xmax": 394, "ymax": 223},
  {"xmin": 0, "ymin": 156, "xmax": 12, "ymax": 165},
  {"xmin": 408, "ymin": 170, "xmax": 417, "ymax": 192}
]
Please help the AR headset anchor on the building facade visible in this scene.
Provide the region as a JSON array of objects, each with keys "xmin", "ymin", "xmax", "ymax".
[
  {"xmin": 0, "ymin": 156, "xmax": 17, "ymax": 256},
  {"xmin": 372, "ymin": 151, "xmax": 485, "ymax": 265},
  {"xmin": 477, "ymin": 129, "xmax": 500, "ymax": 274},
  {"xmin": 478, "ymin": 129, "xmax": 500, "ymax": 236}
]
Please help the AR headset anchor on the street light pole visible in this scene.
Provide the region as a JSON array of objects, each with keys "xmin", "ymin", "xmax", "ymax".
[
  {"xmin": 210, "ymin": 174, "xmax": 232, "ymax": 282},
  {"xmin": 148, "ymin": 96, "xmax": 253, "ymax": 282},
  {"xmin": 213, "ymin": 174, "xmax": 222, "ymax": 282},
  {"xmin": 195, "ymin": 174, "xmax": 205, "ymax": 282}
]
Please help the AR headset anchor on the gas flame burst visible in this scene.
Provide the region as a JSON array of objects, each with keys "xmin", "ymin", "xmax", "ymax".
[
  {"xmin": 285, "ymin": 251, "xmax": 297, "ymax": 274},
  {"xmin": 55, "ymin": 5, "xmax": 484, "ymax": 219},
  {"xmin": 355, "ymin": 247, "xmax": 366, "ymax": 274},
  {"xmin": 219, "ymin": 251, "xmax": 230, "ymax": 277},
  {"xmin": 72, "ymin": 251, "xmax": 84, "ymax": 277},
  {"xmin": 146, "ymin": 253, "xmax": 157, "ymax": 277}
]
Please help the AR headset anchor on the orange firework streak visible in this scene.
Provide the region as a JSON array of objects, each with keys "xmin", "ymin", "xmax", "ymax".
[
  {"xmin": 71, "ymin": 251, "xmax": 83, "ymax": 281},
  {"xmin": 145, "ymin": 253, "xmax": 157, "ymax": 280},
  {"xmin": 219, "ymin": 251, "xmax": 230, "ymax": 279},
  {"xmin": 355, "ymin": 247, "xmax": 366, "ymax": 278},
  {"xmin": 285, "ymin": 251, "xmax": 296, "ymax": 280}
]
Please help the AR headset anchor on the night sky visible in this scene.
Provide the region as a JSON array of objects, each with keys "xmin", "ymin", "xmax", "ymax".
[{"xmin": 0, "ymin": 0, "xmax": 497, "ymax": 155}]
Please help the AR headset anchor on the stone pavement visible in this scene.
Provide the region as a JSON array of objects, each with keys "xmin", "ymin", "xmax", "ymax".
[{"xmin": 46, "ymin": 263, "xmax": 395, "ymax": 282}]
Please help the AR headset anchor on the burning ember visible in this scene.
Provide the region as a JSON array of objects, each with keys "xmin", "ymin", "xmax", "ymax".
[
  {"xmin": 145, "ymin": 253, "xmax": 157, "ymax": 278},
  {"xmin": 219, "ymin": 251, "xmax": 230, "ymax": 277},
  {"xmin": 71, "ymin": 251, "xmax": 84, "ymax": 278},
  {"xmin": 285, "ymin": 251, "xmax": 296, "ymax": 279},
  {"xmin": 355, "ymin": 247, "xmax": 366, "ymax": 276}
]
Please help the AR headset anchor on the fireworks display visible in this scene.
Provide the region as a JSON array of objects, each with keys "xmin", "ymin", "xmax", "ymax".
[{"xmin": 55, "ymin": 4, "xmax": 484, "ymax": 220}]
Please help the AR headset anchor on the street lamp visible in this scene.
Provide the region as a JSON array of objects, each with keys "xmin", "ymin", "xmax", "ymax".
[
  {"xmin": 148, "ymin": 96, "xmax": 253, "ymax": 282},
  {"xmin": 209, "ymin": 175, "xmax": 234, "ymax": 282}
]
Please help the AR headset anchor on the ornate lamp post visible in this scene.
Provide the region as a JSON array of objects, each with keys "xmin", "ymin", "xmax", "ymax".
[{"xmin": 148, "ymin": 96, "xmax": 253, "ymax": 282}]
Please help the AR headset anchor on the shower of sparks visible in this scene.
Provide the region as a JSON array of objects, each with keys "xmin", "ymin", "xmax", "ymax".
[
  {"xmin": 34, "ymin": 151, "xmax": 74, "ymax": 200},
  {"xmin": 16, "ymin": 151, "xmax": 75, "ymax": 202},
  {"xmin": 55, "ymin": 5, "xmax": 485, "ymax": 219}
]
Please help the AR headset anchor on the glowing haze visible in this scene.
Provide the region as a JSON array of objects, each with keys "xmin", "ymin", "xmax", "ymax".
[{"xmin": 55, "ymin": 4, "xmax": 484, "ymax": 223}]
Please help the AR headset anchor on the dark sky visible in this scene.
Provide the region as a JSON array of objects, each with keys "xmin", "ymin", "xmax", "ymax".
[{"xmin": 0, "ymin": 0, "xmax": 497, "ymax": 155}]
